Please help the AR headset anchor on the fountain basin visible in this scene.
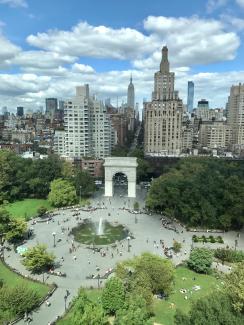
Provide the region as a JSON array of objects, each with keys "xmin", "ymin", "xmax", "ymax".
[{"xmin": 71, "ymin": 219, "xmax": 129, "ymax": 245}]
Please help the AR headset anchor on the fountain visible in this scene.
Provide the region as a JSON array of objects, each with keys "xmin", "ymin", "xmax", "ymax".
[
  {"xmin": 71, "ymin": 219, "xmax": 130, "ymax": 245},
  {"xmin": 97, "ymin": 217, "xmax": 104, "ymax": 236}
]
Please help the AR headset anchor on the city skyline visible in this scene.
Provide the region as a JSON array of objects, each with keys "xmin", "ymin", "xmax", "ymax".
[{"xmin": 0, "ymin": 0, "xmax": 244, "ymax": 110}]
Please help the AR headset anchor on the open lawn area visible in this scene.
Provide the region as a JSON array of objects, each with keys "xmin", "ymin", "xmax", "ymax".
[
  {"xmin": 4, "ymin": 199, "xmax": 52, "ymax": 220},
  {"xmin": 0, "ymin": 259, "xmax": 50, "ymax": 298},
  {"xmin": 153, "ymin": 266, "xmax": 223, "ymax": 325}
]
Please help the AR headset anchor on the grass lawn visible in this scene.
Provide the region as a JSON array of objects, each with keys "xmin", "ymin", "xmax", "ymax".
[
  {"xmin": 5, "ymin": 198, "xmax": 52, "ymax": 220},
  {"xmin": 153, "ymin": 266, "xmax": 223, "ymax": 325},
  {"xmin": 0, "ymin": 259, "xmax": 50, "ymax": 297}
]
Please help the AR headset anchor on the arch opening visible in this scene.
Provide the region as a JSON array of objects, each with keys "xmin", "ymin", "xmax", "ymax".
[{"xmin": 112, "ymin": 172, "xmax": 128, "ymax": 197}]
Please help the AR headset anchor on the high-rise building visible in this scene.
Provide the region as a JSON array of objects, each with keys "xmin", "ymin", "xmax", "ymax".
[
  {"xmin": 127, "ymin": 75, "xmax": 135, "ymax": 109},
  {"xmin": 16, "ymin": 106, "xmax": 24, "ymax": 117},
  {"xmin": 60, "ymin": 84, "xmax": 114, "ymax": 159},
  {"xmin": 197, "ymin": 99, "xmax": 209, "ymax": 109},
  {"xmin": 227, "ymin": 83, "xmax": 244, "ymax": 147},
  {"xmin": 187, "ymin": 81, "xmax": 194, "ymax": 112},
  {"xmin": 144, "ymin": 46, "xmax": 183, "ymax": 156},
  {"xmin": 45, "ymin": 98, "xmax": 58, "ymax": 119}
]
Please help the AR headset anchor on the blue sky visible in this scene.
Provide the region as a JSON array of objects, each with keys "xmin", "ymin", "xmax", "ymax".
[{"xmin": 0, "ymin": 0, "xmax": 244, "ymax": 111}]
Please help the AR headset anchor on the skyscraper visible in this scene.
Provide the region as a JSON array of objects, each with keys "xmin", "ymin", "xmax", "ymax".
[
  {"xmin": 17, "ymin": 106, "xmax": 24, "ymax": 117},
  {"xmin": 144, "ymin": 46, "xmax": 183, "ymax": 156},
  {"xmin": 127, "ymin": 75, "xmax": 135, "ymax": 109},
  {"xmin": 187, "ymin": 81, "xmax": 194, "ymax": 112},
  {"xmin": 45, "ymin": 98, "xmax": 58, "ymax": 119},
  {"xmin": 227, "ymin": 83, "xmax": 244, "ymax": 147},
  {"xmin": 61, "ymin": 84, "xmax": 114, "ymax": 159}
]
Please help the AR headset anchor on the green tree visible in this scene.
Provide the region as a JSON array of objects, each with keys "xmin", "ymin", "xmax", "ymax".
[
  {"xmin": 48, "ymin": 178, "xmax": 78, "ymax": 207},
  {"xmin": 5, "ymin": 219, "xmax": 27, "ymax": 243},
  {"xmin": 175, "ymin": 293, "xmax": 243, "ymax": 325},
  {"xmin": 0, "ymin": 208, "xmax": 11, "ymax": 236},
  {"xmin": 0, "ymin": 284, "xmax": 40, "ymax": 323},
  {"xmin": 37, "ymin": 206, "xmax": 48, "ymax": 217},
  {"xmin": 114, "ymin": 294, "xmax": 152, "ymax": 325},
  {"xmin": 71, "ymin": 289, "xmax": 109, "ymax": 325},
  {"xmin": 22, "ymin": 244, "xmax": 55, "ymax": 273},
  {"xmin": 116, "ymin": 253, "xmax": 174, "ymax": 295},
  {"xmin": 0, "ymin": 208, "xmax": 27, "ymax": 244},
  {"xmin": 187, "ymin": 248, "xmax": 213, "ymax": 273},
  {"xmin": 225, "ymin": 262, "xmax": 244, "ymax": 313},
  {"xmin": 73, "ymin": 170, "xmax": 96, "ymax": 198},
  {"xmin": 172, "ymin": 240, "xmax": 182, "ymax": 253},
  {"xmin": 102, "ymin": 277, "xmax": 126, "ymax": 315},
  {"xmin": 146, "ymin": 158, "xmax": 244, "ymax": 230}
]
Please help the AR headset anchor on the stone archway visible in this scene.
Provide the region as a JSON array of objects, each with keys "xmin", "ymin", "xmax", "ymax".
[{"xmin": 104, "ymin": 157, "xmax": 137, "ymax": 197}]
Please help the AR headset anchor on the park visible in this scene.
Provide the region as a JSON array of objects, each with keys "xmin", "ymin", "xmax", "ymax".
[{"xmin": 0, "ymin": 153, "xmax": 244, "ymax": 324}]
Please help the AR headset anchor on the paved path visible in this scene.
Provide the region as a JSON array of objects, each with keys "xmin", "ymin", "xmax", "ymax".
[{"xmin": 4, "ymin": 188, "xmax": 244, "ymax": 325}]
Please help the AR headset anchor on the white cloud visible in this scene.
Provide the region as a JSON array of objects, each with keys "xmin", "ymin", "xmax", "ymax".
[
  {"xmin": 206, "ymin": 0, "xmax": 228, "ymax": 13},
  {"xmin": 135, "ymin": 16, "xmax": 240, "ymax": 68},
  {"xmin": 27, "ymin": 21, "xmax": 156, "ymax": 60},
  {"xmin": 8, "ymin": 51, "xmax": 77, "ymax": 69},
  {"xmin": 0, "ymin": 73, "xmax": 50, "ymax": 97},
  {"xmin": 0, "ymin": 0, "xmax": 27, "ymax": 8},
  {"xmin": 236, "ymin": 0, "xmax": 244, "ymax": 7},
  {"xmin": 0, "ymin": 15, "xmax": 243, "ymax": 110},
  {"xmin": 71, "ymin": 63, "xmax": 95, "ymax": 74},
  {"xmin": 0, "ymin": 34, "xmax": 21, "ymax": 61}
]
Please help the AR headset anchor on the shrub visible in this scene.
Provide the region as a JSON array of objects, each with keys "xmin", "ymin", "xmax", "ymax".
[
  {"xmin": 214, "ymin": 248, "xmax": 244, "ymax": 263},
  {"xmin": 173, "ymin": 241, "xmax": 182, "ymax": 253},
  {"xmin": 210, "ymin": 236, "xmax": 216, "ymax": 243},
  {"xmin": 188, "ymin": 248, "xmax": 213, "ymax": 273}
]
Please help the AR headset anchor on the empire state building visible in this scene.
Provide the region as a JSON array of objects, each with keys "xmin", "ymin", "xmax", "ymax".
[
  {"xmin": 144, "ymin": 46, "xmax": 183, "ymax": 156},
  {"xmin": 127, "ymin": 75, "xmax": 135, "ymax": 109}
]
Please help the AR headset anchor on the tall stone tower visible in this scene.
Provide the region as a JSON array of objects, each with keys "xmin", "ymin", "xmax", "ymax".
[
  {"xmin": 144, "ymin": 46, "xmax": 183, "ymax": 156},
  {"xmin": 127, "ymin": 75, "xmax": 135, "ymax": 109}
]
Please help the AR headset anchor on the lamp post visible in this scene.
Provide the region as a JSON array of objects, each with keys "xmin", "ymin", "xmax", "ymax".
[
  {"xmin": 235, "ymin": 239, "xmax": 238, "ymax": 251},
  {"xmin": 127, "ymin": 236, "xmax": 131, "ymax": 252},
  {"xmin": 52, "ymin": 232, "xmax": 56, "ymax": 248},
  {"xmin": 64, "ymin": 294, "xmax": 68, "ymax": 311},
  {"xmin": 79, "ymin": 186, "xmax": 82, "ymax": 203},
  {"xmin": 97, "ymin": 273, "xmax": 100, "ymax": 289}
]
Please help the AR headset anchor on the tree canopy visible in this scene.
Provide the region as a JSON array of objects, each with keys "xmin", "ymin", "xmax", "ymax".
[
  {"xmin": 225, "ymin": 262, "xmax": 244, "ymax": 314},
  {"xmin": 48, "ymin": 178, "xmax": 78, "ymax": 207},
  {"xmin": 0, "ymin": 208, "xmax": 27, "ymax": 244},
  {"xmin": 146, "ymin": 158, "xmax": 244, "ymax": 229},
  {"xmin": 116, "ymin": 252, "xmax": 174, "ymax": 295},
  {"xmin": 101, "ymin": 277, "xmax": 126, "ymax": 315},
  {"xmin": 187, "ymin": 248, "xmax": 213, "ymax": 273},
  {"xmin": 22, "ymin": 244, "xmax": 55, "ymax": 274},
  {"xmin": 175, "ymin": 292, "xmax": 243, "ymax": 325}
]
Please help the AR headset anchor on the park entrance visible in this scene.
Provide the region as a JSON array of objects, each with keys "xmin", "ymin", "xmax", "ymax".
[{"xmin": 104, "ymin": 157, "xmax": 137, "ymax": 198}]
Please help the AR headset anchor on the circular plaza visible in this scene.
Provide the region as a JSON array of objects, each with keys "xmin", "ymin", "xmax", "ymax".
[{"xmin": 4, "ymin": 188, "xmax": 243, "ymax": 325}]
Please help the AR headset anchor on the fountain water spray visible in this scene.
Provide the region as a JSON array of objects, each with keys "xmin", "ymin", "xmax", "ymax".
[{"xmin": 97, "ymin": 217, "xmax": 104, "ymax": 235}]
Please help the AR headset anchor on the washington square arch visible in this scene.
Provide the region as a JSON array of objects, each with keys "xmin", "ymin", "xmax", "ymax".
[{"xmin": 104, "ymin": 157, "xmax": 138, "ymax": 198}]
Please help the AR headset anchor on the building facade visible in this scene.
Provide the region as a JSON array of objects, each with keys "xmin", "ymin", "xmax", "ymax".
[
  {"xmin": 56, "ymin": 85, "xmax": 114, "ymax": 159},
  {"xmin": 127, "ymin": 75, "xmax": 135, "ymax": 109},
  {"xmin": 144, "ymin": 46, "xmax": 183, "ymax": 156},
  {"xmin": 45, "ymin": 98, "xmax": 58, "ymax": 119},
  {"xmin": 187, "ymin": 81, "xmax": 194, "ymax": 113},
  {"xmin": 227, "ymin": 83, "xmax": 244, "ymax": 148}
]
